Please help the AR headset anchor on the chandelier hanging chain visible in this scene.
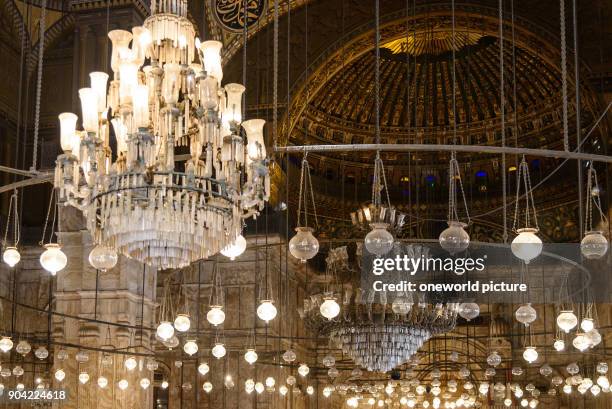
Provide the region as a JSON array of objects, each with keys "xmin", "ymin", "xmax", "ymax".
[
  {"xmin": 3, "ymin": 191, "xmax": 20, "ymax": 247},
  {"xmin": 31, "ymin": 0, "xmax": 47, "ymax": 172},
  {"xmin": 451, "ymin": 0, "xmax": 457, "ymax": 146},
  {"xmin": 374, "ymin": 0, "xmax": 381, "ymax": 149},
  {"xmin": 560, "ymin": 0, "xmax": 569, "ymax": 152},
  {"xmin": 296, "ymin": 153, "xmax": 318, "ymax": 229},
  {"xmin": 512, "ymin": 156, "xmax": 539, "ymax": 232},
  {"xmin": 447, "ymin": 155, "xmax": 471, "ymax": 224},
  {"xmin": 273, "ymin": 0, "xmax": 279, "ymax": 149},
  {"xmin": 499, "ymin": 0, "xmax": 508, "ymax": 242},
  {"xmin": 40, "ymin": 188, "xmax": 58, "ymax": 246},
  {"xmin": 584, "ymin": 164, "xmax": 607, "ymax": 233}
]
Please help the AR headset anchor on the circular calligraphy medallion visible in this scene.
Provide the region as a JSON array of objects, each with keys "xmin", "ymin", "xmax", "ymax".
[{"xmin": 214, "ymin": 0, "xmax": 266, "ymax": 32}]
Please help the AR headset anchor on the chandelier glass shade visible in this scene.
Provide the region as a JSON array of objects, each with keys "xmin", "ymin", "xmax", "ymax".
[
  {"xmin": 301, "ymin": 288, "xmax": 457, "ymax": 372},
  {"xmin": 53, "ymin": 0, "xmax": 269, "ymax": 269}
]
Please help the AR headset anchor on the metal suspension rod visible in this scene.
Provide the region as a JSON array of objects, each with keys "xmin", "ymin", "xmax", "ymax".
[{"xmin": 274, "ymin": 143, "xmax": 612, "ymax": 164}]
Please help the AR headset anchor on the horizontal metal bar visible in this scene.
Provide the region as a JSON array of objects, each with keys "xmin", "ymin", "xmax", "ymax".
[
  {"xmin": 274, "ymin": 143, "xmax": 612, "ymax": 163},
  {"xmin": 0, "ymin": 173, "xmax": 53, "ymax": 195},
  {"xmin": 0, "ymin": 165, "xmax": 38, "ymax": 177}
]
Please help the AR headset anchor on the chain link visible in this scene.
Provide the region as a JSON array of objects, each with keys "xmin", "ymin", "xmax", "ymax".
[
  {"xmin": 31, "ymin": 0, "xmax": 47, "ymax": 171},
  {"xmin": 560, "ymin": 0, "xmax": 569, "ymax": 151}
]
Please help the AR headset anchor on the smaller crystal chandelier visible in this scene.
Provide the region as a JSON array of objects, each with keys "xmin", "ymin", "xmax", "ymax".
[
  {"xmin": 511, "ymin": 156, "xmax": 542, "ymax": 264},
  {"xmin": 439, "ymin": 153, "xmax": 471, "ymax": 255},
  {"xmin": 2, "ymin": 191, "xmax": 21, "ymax": 268},
  {"xmin": 581, "ymin": 164, "xmax": 609, "ymax": 259},
  {"xmin": 289, "ymin": 153, "xmax": 319, "ymax": 262}
]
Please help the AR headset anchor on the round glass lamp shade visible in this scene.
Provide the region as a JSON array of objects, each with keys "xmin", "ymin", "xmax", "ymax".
[
  {"xmin": 364, "ymin": 223, "xmax": 394, "ymax": 257},
  {"xmin": 124, "ymin": 356, "xmax": 137, "ymax": 371},
  {"xmin": 523, "ymin": 347, "xmax": 538, "ymax": 363},
  {"xmin": 3, "ymin": 247, "xmax": 20, "ymax": 267},
  {"xmin": 174, "ymin": 314, "xmax": 191, "ymax": 332},
  {"xmin": 458, "ymin": 302, "xmax": 480, "ymax": 321},
  {"xmin": 206, "ymin": 306, "xmax": 225, "ymax": 326},
  {"xmin": 540, "ymin": 364, "xmax": 553, "ymax": 377},
  {"xmin": 0, "ymin": 337, "xmax": 13, "ymax": 353},
  {"xmin": 439, "ymin": 221, "xmax": 470, "ymax": 255},
  {"xmin": 257, "ymin": 300, "xmax": 277, "ymax": 322},
  {"xmin": 580, "ymin": 318, "xmax": 595, "ymax": 332},
  {"xmin": 298, "ymin": 363, "xmax": 310, "ymax": 377},
  {"xmin": 15, "ymin": 340, "xmax": 31, "ymax": 356},
  {"xmin": 289, "ymin": 227, "xmax": 319, "ymax": 262},
  {"xmin": 553, "ymin": 339, "xmax": 565, "ymax": 351},
  {"xmin": 597, "ymin": 375, "xmax": 610, "ymax": 389},
  {"xmin": 581, "ymin": 231, "xmax": 608, "ymax": 259},
  {"xmin": 212, "ymin": 343, "xmax": 226, "ymax": 359},
  {"xmin": 255, "ymin": 382, "xmax": 265, "ymax": 394},
  {"xmin": 118, "ymin": 379, "xmax": 129, "ymax": 390},
  {"xmin": 487, "ymin": 351, "xmax": 502, "ymax": 367},
  {"xmin": 34, "ymin": 346, "xmax": 49, "ymax": 359},
  {"xmin": 198, "ymin": 363, "xmax": 209, "ymax": 376},
  {"xmin": 511, "ymin": 228, "xmax": 543, "ymax": 264},
  {"xmin": 58, "ymin": 112, "xmax": 78, "ymax": 152},
  {"xmin": 156, "ymin": 321, "xmax": 174, "ymax": 340},
  {"xmin": 79, "ymin": 372, "xmax": 90, "ymax": 384},
  {"xmin": 283, "ymin": 349, "xmax": 297, "ymax": 363},
  {"xmin": 183, "ymin": 340, "xmax": 198, "ymax": 356},
  {"xmin": 220, "ymin": 235, "xmax": 247, "ymax": 260},
  {"xmin": 140, "ymin": 378, "xmax": 151, "ymax": 390},
  {"xmin": 320, "ymin": 297, "xmax": 340, "ymax": 320},
  {"xmin": 244, "ymin": 349, "xmax": 258, "ymax": 364},
  {"xmin": 40, "ymin": 243, "xmax": 67, "ymax": 275},
  {"xmin": 265, "ymin": 377, "xmax": 275, "ymax": 388},
  {"xmin": 586, "ymin": 329, "xmax": 602, "ymax": 347},
  {"xmin": 515, "ymin": 303, "xmax": 537, "ymax": 326},
  {"xmin": 280, "ymin": 385, "xmax": 289, "ymax": 396},
  {"xmin": 54, "ymin": 369, "xmax": 66, "ymax": 382},
  {"xmin": 203, "ymin": 382, "xmax": 213, "ymax": 393},
  {"xmin": 557, "ymin": 310, "xmax": 578, "ymax": 333},
  {"xmin": 88, "ymin": 245, "xmax": 118, "ymax": 271},
  {"xmin": 97, "ymin": 376, "xmax": 108, "ymax": 389}
]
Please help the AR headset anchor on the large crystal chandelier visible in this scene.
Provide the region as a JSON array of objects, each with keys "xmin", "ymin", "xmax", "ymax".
[
  {"xmin": 53, "ymin": 0, "xmax": 269, "ymax": 269},
  {"xmin": 300, "ymin": 246, "xmax": 457, "ymax": 373}
]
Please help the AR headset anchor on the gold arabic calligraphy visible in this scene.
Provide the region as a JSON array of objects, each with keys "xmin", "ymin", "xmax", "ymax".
[{"xmin": 215, "ymin": 0, "xmax": 265, "ymax": 31}]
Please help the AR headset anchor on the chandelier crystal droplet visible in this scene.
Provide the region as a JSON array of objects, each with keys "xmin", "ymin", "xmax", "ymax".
[{"xmin": 53, "ymin": 0, "xmax": 270, "ymax": 269}]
